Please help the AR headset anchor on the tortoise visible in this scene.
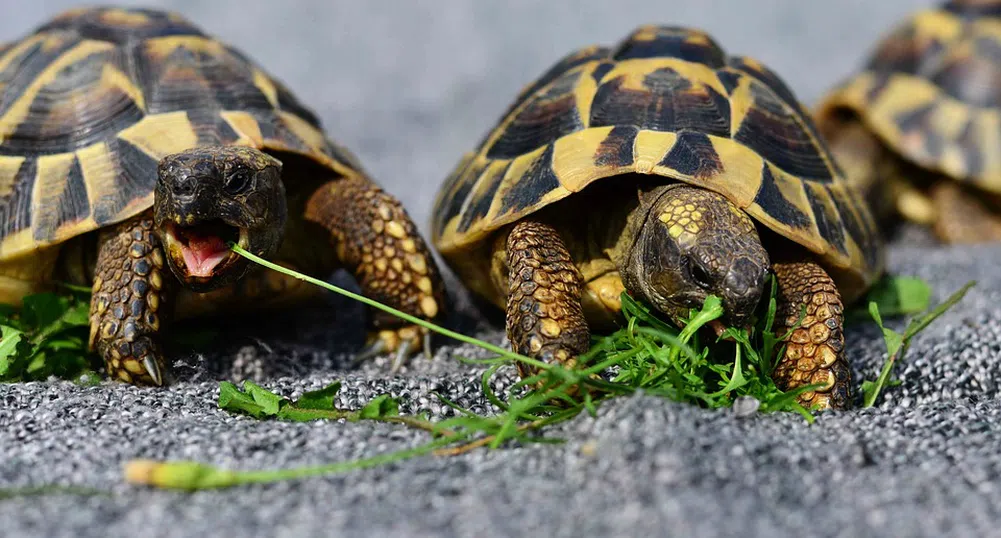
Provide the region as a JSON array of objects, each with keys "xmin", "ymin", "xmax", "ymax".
[
  {"xmin": 0, "ymin": 6, "xmax": 446, "ymax": 385},
  {"xmin": 431, "ymin": 25, "xmax": 885, "ymax": 410},
  {"xmin": 815, "ymin": 0, "xmax": 1001, "ymax": 242}
]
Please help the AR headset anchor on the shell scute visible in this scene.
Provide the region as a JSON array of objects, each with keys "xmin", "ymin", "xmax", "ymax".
[
  {"xmin": 612, "ymin": 25, "xmax": 726, "ymax": 68},
  {"xmin": 0, "ymin": 6, "xmax": 364, "ymax": 258},
  {"xmin": 589, "ymin": 66, "xmax": 731, "ymax": 137},
  {"xmin": 485, "ymin": 68, "xmax": 586, "ymax": 160},
  {"xmin": 434, "ymin": 25, "xmax": 881, "ymax": 297},
  {"xmin": 733, "ymin": 79, "xmax": 837, "ymax": 183},
  {"xmin": 816, "ymin": 2, "xmax": 1001, "ymax": 188}
]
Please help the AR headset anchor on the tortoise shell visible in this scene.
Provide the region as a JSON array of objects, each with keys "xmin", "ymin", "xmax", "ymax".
[
  {"xmin": 815, "ymin": 0, "xmax": 1001, "ymax": 192},
  {"xmin": 0, "ymin": 6, "xmax": 366, "ymax": 259},
  {"xmin": 431, "ymin": 25, "xmax": 883, "ymax": 298}
]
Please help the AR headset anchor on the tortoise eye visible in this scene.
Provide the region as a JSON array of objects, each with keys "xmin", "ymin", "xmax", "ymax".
[{"xmin": 224, "ymin": 170, "xmax": 251, "ymax": 195}]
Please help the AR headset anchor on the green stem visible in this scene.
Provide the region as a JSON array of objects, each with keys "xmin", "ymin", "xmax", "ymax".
[
  {"xmin": 127, "ymin": 435, "xmax": 464, "ymax": 490},
  {"xmin": 862, "ymin": 342, "xmax": 908, "ymax": 408},
  {"xmin": 678, "ymin": 298, "xmax": 724, "ymax": 342},
  {"xmin": 230, "ymin": 244, "xmax": 531, "ymax": 365}
]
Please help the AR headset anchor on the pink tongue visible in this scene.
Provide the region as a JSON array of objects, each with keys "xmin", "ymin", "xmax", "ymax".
[{"xmin": 180, "ymin": 234, "xmax": 229, "ymax": 277}]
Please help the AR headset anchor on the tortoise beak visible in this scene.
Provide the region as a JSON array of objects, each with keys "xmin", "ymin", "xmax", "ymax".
[{"xmin": 161, "ymin": 220, "xmax": 250, "ymax": 289}]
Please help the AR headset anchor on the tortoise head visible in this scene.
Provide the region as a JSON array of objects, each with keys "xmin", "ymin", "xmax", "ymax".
[
  {"xmin": 620, "ymin": 184, "xmax": 770, "ymax": 332},
  {"xmin": 153, "ymin": 145, "xmax": 287, "ymax": 292}
]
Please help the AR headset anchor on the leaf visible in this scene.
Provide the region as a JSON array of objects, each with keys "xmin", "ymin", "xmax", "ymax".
[
  {"xmin": 678, "ymin": 295, "xmax": 724, "ymax": 342},
  {"xmin": 860, "ymin": 380, "xmax": 878, "ymax": 399},
  {"xmin": 864, "ymin": 276, "xmax": 933, "ymax": 318},
  {"xmin": 21, "ymin": 293, "xmax": 66, "ymax": 330},
  {"xmin": 59, "ymin": 301, "xmax": 91, "ymax": 327},
  {"xmin": 0, "ymin": 324, "xmax": 28, "ymax": 378},
  {"xmin": 709, "ymin": 344, "xmax": 748, "ymax": 397},
  {"xmin": 296, "ymin": 382, "xmax": 342, "ymax": 411},
  {"xmin": 868, "ymin": 301, "xmax": 903, "ymax": 358},
  {"xmin": 0, "ymin": 303, "xmax": 18, "ymax": 322},
  {"xmin": 242, "ymin": 381, "xmax": 285, "ymax": 416},
  {"xmin": 218, "ymin": 381, "xmax": 272, "ymax": 419},
  {"xmin": 28, "ymin": 348, "xmax": 90, "ymax": 378},
  {"xmin": 359, "ymin": 395, "xmax": 400, "ymax": 419}
]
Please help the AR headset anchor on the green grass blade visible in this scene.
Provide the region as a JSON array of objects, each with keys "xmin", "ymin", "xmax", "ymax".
[{"xmin": 230, "ymin": 244, "xmax": 533, "ymax": 366}]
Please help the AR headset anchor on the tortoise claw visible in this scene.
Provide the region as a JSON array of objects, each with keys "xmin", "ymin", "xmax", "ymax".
[
  {"xmin": 354, "ymin": 327, "xmax": 430, "ymax": 371},
  {"xmin": 353, "ymin": 339, "xmax": 388, "ymax": 365},
  {"xmin": 390, "ymin": 339, "xmax": 414, "ymax": 374},
  {"xmin": 143, "ymin": 356, "xmax": 163, "ymax": 386}
]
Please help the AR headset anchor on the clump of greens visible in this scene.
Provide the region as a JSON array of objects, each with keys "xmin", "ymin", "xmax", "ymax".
[
  {"xmin": 0, "ymin": 286, "xmax": 96, "ymax": 382},
  {"xmin": 597, "ymin": 280, "xmax": 818, "ymax": 419}
]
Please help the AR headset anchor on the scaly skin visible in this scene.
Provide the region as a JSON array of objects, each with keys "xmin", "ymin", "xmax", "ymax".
[
  {"xmin": 771, "ymin": 261, "xmax": 850, "ymax": 410},
  {"xmin": 89, "ymin": 214, "xmax": 172, "ymax": 386},
  {"xmin": 929, "ymin": 181, "xmax": 1001, "ymax": 243},
  {"xmin": 305, "ymin": 176, "xmax": 447, "ymax": 358},
  {"xmin": 502, "ymin": 220, "xmax": 590, "ymax": 379}
]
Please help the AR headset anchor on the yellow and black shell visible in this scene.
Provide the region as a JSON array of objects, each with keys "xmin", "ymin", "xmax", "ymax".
[
  {"xmin": 815, "ymin": 0, "xmax": 1001, "ymax": 191},
  {"xmin": 0, "ymin": 6, "xmax": 365, "ymax": 260},
  {"xmin": 432, "ymin": 25, "xmax": 883, "ymax": 301}
]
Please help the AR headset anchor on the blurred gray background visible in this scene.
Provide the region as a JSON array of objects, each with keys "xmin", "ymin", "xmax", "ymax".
[
  {"xmin": 0, "ymin": 0, "xmax": 937, "ymax": 235},
  {"xmin": 9, "ymin": 3, "xmax": 1001, "ymax": 538}
]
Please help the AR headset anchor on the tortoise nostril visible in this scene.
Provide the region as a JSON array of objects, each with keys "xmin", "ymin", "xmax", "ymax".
[{"xmin": 173, "ymin": 178, "xmax": 196, "ymax": 197}]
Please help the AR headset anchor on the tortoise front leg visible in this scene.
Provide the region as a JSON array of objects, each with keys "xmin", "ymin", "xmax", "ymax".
[
  {"xmin": 771, "ymin": 261, "xmax": 851, "ymax": 410},
  {"xmin": 89, "ymin": 215, "xmax": 173, "ymax": 385},
  {"xmin": 502, "ymin": 220, "xmax": 590, "ymax": 379},
  {"xmin": 928, "ymin": 181, "xmax": 1001, "ymax": 243},
  {"xmin": 305, "ymin": 176, "xmax": 446, "ymax": 371}
]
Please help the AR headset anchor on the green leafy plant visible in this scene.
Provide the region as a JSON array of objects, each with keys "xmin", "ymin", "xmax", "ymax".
[
  {"xmin": 0, "ymin": 287, "xmax": 95, "ymax": 382},
  {"xmin": 861, "ymin": 280, "xmax": 974, "ymax": 407}
]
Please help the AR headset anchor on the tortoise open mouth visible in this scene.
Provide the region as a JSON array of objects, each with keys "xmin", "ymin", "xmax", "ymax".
[{"xmin": 163, "ymin": 220, "xmax": 248, "ymax": 279}]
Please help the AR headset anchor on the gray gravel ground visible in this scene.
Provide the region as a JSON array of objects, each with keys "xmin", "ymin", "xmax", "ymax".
[{"xmin": 5, "ymin": 1, "xmax": 1001, "ymax": 537}]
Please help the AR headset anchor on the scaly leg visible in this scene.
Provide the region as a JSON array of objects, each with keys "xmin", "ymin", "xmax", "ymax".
[
  {"xmin": 89, "ymin": 215, "xmax": 173, "ymax": 385},
  {"xmin": 305, "ymin": 176, "xmax": 446, "ymax": 371},
  {"xmin": 929, "ymin": 181, "xmax": 1001, "ymax": 243},
  {"xmin": 502, "ymin": 220, "xmax": 590, "ymax": 379},
  {"xmin": 771, "ymin": 261, "xmax": 851, "ymax": 410}
]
